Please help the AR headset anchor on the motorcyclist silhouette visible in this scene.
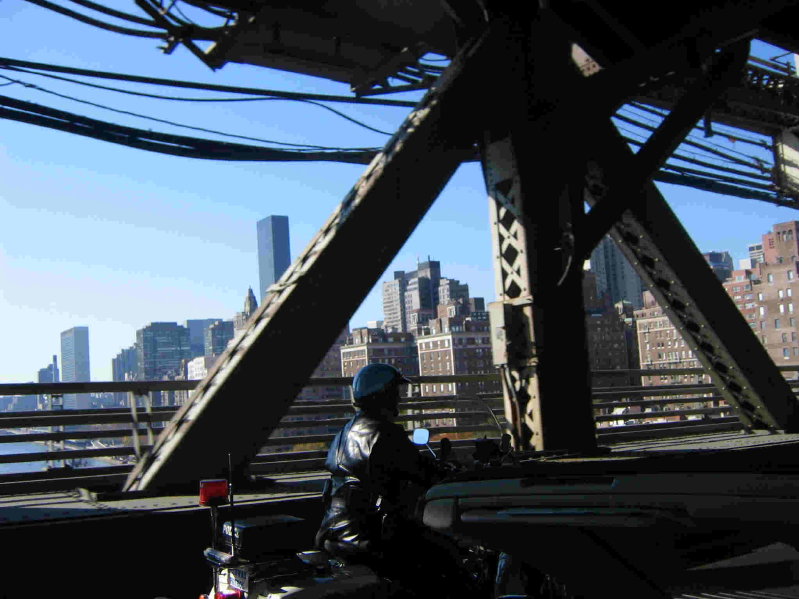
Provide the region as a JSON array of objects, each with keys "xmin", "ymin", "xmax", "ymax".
[
  {"xmin": 315, "ymin": 363, "xmax": 464, "ymax": 596},
  {"xmin": 316, "ymin": 363, "xmax": 432, "ymax": 557}
]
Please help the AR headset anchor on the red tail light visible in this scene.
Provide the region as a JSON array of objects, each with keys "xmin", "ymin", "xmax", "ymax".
[
  {"xmin": 199, "ymin": 479, "xmax": 229, "ymax": 506},
  {"xmin": 215, "ymin": 590, "xmax": 243, "ymax": 599}
]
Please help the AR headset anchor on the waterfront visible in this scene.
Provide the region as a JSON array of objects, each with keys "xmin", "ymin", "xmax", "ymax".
[{"xmin": 0, "ymin": 431, "xmax": 111, "ymax": 473}]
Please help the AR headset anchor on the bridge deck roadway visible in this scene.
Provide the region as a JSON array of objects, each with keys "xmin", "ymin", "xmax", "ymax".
[{"xmin": 2, "ymin": 432, "xmax": 799, "ymax": 598}]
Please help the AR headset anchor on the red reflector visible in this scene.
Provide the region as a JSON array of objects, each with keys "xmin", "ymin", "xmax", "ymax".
[
  {"xmin": 215, "ymin": 591, "xmax": 242, "ymax": 599},
  {"xmin": 199, "ymin": 479, "xmax": 229, "ymax": 506}
]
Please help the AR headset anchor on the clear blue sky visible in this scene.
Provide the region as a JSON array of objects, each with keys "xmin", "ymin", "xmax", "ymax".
[{"xmin": 1, "ymin": 3, "xmax": 797, "ymax": 382}]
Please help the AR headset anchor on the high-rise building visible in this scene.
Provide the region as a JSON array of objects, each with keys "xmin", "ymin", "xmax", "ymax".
[
  {"xmin": 205, "ymin": 320, "xmax": 235, "ymax": 357},
  {"xmin": 37, "ymin": 355, "xmax": 59, "ymax": 410},
  {"xmin": 634, "ymin": 291, "xmax": 709, "ymax": 386},
  {"xmin": 702, "ymin": 251, "xmax": 734, "ymax": 282},
  {"xmin": 340, "ymin": 328, "xmax": 418, "ymax": 378},
  {"xmin": 382, "ymin": 259, "xmax": 442, "ymax": 333},
  {"xmin": 417, "ymin": 315, "xmax": 500, "ymax": 397},
  {"xmin": 135, "ymin": 322, "xmax": 191, "ymax": 382},
  {"xmin": 185, "ymin": 319, "xmax": 222, "ymax": 358},
  {"xmin": 234, "ymin": 287, "xmax": 259, "ymax": 339},
  {"xmin": 762, "ymin": 221, "xmax": 799, "ymax": 265},
  {"xmin": 61, "ymin": 326, "xmax": 90, "ymax": 409},
  {"xmin": 590, "ymin": 235, "xmax": 646, "ymax": 309},
  {"xmin": 37, "ymin": 355, "xmax": 59, "ymax": 384},
  {"xmin": 257, "ymin": 215, "xmax": 291, "ymax": 300},
  {"xmin": 112, "ymin": 345, "xmax": 138, "ymax": 405}
]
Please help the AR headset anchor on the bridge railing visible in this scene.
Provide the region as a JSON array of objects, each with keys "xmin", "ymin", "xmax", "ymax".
[{"xmin": 1, "ymin": 369, "xmax": 797, "ymax": 494}]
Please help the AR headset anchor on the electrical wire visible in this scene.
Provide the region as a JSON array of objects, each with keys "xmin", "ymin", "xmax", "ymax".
[
  {"xmin": 22, "ymin": 0, "xmax": 168, "ymax": 38},
  {"xmin": 0, "ymin": 74, "xmax": 383, "ymax": 149},
  {"xmin": 617, "ymin": 108, "xmax": 768, "ymax": 165},
  {"xmin": 0, "ymin": 56, "xmax": 418, "ymax": 108},
  {"xmin": 613, "ymin": 112, "xmax": 764, "ymax": 170},
  {"xmin": 625, "ymin": 101, "xmax": 770, "ymax": 149},
  {"xmin": 67, "ymin": 0, "xmax": 156, "ymax": 26},
  {"xmin": 0, "ymin": 94, "xmax": 378, "ymax": 163},
  {"xmin": 1, "ymin": 70, "xmax": 393, "ymax": 138}
]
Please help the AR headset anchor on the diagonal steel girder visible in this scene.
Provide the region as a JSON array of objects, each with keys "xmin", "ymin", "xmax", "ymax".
[
  {"xmin": 124, "ymin": 27, "xmax": 495, "ymax": 492},
  {"xmin": 584, "ymin": 122, "xmax": 799, "ymax": 433}
]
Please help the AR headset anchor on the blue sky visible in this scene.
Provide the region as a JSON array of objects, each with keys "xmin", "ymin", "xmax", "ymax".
[{"xmin": 1, "ymin": 3, "xmax": 798, "ymax": 382}]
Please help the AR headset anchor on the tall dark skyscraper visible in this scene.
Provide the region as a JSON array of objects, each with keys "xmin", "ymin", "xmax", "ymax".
[
  {"xmin": 590, "ymin": 236, "xmax": 645, "ymax": 309},
  {"xmin": 184, "ymin": 318, "xmax": 222, "ymax": 358},
  {"xmin": 60, "ymin": 326, "xmax": 90, "ymax": 409},
  {"xmin": 136, "ymin": 322, "xmax": 191, "ymax": 381},
  {"xmin": 257, "ymin": 215, "xmax": 291, "ymax": 300}
]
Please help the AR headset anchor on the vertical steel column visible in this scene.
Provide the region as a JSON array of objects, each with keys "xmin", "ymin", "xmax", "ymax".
[{"xmin": 483, "ymin": 12, "xmax": 597, "ymax": 452}]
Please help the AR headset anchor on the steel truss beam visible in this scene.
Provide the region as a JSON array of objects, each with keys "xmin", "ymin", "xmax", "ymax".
[
  {"xmin": 584, "ymin": 124, "xmax": 799, "ymax": 433},
  {"xmin": 124, "ymin": 28, "xmax": 490, "ymax": 492},
  {"xmin": 483, "ymin": 4, "xmax": 799, "ymax": 451}
]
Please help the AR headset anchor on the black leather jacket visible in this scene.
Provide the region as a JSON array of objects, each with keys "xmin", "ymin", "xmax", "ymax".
[{"xmin": 315, "ymin": 411, "xmax": 431, "ymax": 556}]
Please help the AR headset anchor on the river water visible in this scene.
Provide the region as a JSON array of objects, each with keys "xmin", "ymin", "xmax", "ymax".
[{"xmin": 0, "ymin": 431, "xmax": 112, "ymax": 473}]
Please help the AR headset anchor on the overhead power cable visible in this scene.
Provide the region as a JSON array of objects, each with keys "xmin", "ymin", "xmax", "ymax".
[
  {"xmin": 0, "ymin": 94, "xmax": 379, "ymax": 163},
  {"xmin": 0, "ymin": 74, "xmax": 382, "ymax": 148},
  {"xmin": 1, "ymin": 72, "xmax": 392, "ymax": 140},
  {"xmin": 22, "ymin": 0, "xmax": 167, "ymax": 38},
  {"xmin": 67, "ymin": 0, "xmax": 156, "ymax": 26},
  {"xmin": 0, "ymin": 57, "xmax": 418, "ymax": 108}
]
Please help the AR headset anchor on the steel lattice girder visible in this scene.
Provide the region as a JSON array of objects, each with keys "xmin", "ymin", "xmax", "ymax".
[
  {"xmin": 124, "ymin": 27, "xmax": 493, "ymax": 492},
  {"xmin": 584, "ymin": 123, "xmax": 799, "ymax": 433}
]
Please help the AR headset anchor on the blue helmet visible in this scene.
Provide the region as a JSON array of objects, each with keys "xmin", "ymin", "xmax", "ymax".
[{"xmin": 352, "ymin": 363, "xmax": 411, "ymax": 408}]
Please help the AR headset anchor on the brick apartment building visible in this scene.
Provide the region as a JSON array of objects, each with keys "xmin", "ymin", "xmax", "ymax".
[
  {"xmin": 340, "ymin": 328, "xmax": 418, "ymax": 378},
  {"xmin": 416, "ymin": 310, "xmax": 500, "ymax": 397}
]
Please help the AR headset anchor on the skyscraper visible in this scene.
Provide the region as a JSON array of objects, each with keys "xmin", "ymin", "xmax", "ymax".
[
  {"xmin": 185, "ymin": 319, "xmax": 222, "ymax": 358},
  {"xmin": 257, "ymin": 215, "xmax": 291, "ymax": 300},
  {"xmin": 205, "ymin": 320, "xmax": 235, "ymax": 357},
  {"xmin": 112, "ymin": 346, "xmax": 138, "ymax": 405},
  {"xmin": 61, "ymin": 326, "xmax": 90, "ymax": 409},
  {"xmin": 590, "ymin": 235, "xmax": 645, "ymax": 309},
  {"xmin": 382, "ymin": 259, "xmax": 442, "ymax": 333},
  {"xmin": 135, "ymin": 322, "xmax": 191, "ymax": 381}
]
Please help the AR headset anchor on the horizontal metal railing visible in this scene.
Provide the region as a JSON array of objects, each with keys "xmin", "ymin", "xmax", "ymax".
[{"xmin": 2, "ymin": 368, "xmax": 797, "ymax": 494}]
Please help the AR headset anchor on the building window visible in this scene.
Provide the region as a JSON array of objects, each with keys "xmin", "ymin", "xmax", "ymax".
[
  {"xmin": 758, "ymin": 292, "xmax": 764, "ymax": 301},
  {"xmin": 768, "ymin": 273, "xmax": 775, "ymax": 283},
  {"xmin": 790, "ymin": 271, "xmax": 796, "ymax": 281},
  {"xmin": 781, "ymin": 304, "xmax": 786, "ymax": 314},
  {"xmin": 779, "ymin": 289, "xmax": 785, "ymax": 299},
  {"xmin": 789, "ymin": 289, "xmax": 794, "ymax": 297},
  {"xmin": 791, "ymin": 303, "xmax": 795, "ymax": 314},
  {"xmin": 784, "ymin": 348, "xmax": 791, "ymax": 359},
  {"xmin": 776, "ymin": 319, "xmax": 782, "ymax": 329},
  {"xmin": 783, "ymin": 333, "xmax": 789, "ymax": 343},
  {"xmin": 760, "ymin": 306, "xmax": 766, "ymax": 316}
]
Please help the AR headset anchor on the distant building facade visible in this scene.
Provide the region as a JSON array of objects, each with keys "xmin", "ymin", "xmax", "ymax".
[
  {"xmin": 417, "ymin": 315, "xmax": 499, "ymax": 397},
  {"xmin": 590, "ymin": 235, "xmax": 645, "ymax": 309},
  {"xmin": 257, "ymin": 215, "xmax": 291, "ymax": 300},
  {"xmin": 136, "ymin": 322, "xmax": 191, "ymax": 381},
  {"xmin": 205, "ymin": 320, "xmax": 235, "ymax": 357},
  {"xmin": 340, "ymin": 328, "xmax": 418, "ymax": 379},
  {"xmin": 702, "ymin": 251, "xmax": 734, "ymax": 282},
  {"xmin": 382, "ymin": 259, "xmax": 442, "ymax": 333},
  {"xmin": 234, "ymin": 288, "xmax": 259, "ymax": 338},
  {"xmin": 296, "ymin": 328, "xmax": 350, "ymax": 402},
  {"xmin": 111, "ymin": 346, "xmax": 138, "ymax": 406},
  {"xmin": 185, "ymin": 319, "xmax": 222, "ymax": 358},
  {"xmin": 61, "ymin": 326, "xmax": 91, "ymax": 409}
]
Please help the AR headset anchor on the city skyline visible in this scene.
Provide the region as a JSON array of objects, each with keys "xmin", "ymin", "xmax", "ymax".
[{"xmin": 1, "ymin": 4, "xmax": 796, "ymax": 383}]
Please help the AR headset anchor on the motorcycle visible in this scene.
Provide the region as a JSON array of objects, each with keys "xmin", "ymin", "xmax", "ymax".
[{"xmin": 198, "ymin": 429, "xmax": 504, "ymax": 599}]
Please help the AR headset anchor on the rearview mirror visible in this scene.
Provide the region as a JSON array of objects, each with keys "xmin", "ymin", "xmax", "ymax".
[{"xmin": 412, "ymin": 428, "xmax": 430, "ymax": 445}]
